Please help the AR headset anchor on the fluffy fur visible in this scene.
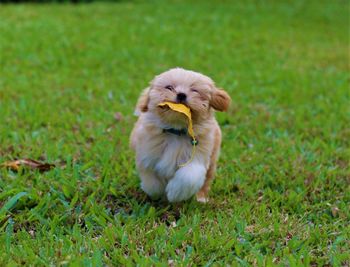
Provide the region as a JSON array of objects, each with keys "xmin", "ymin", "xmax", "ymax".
[{"xmin": 130, "ymin": 68, "xmax": 231, "ymax": 202}]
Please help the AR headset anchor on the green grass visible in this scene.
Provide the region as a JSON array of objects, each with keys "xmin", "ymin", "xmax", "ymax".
[{"xmin": 0, "ymin": 0, "xmax": 349, "ymax": 265}]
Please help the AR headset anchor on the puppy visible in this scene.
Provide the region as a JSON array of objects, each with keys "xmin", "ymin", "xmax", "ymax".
[{"xmin": 130, "ymin": 68, "xmax": 231, "ymax": 202}]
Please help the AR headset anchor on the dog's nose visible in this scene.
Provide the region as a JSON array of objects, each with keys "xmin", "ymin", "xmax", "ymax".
[{"xmin": 176, "ymin": 93, "xmax": 187, "ymax": 103}]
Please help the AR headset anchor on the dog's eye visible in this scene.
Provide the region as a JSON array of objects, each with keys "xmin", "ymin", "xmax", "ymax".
[
  {"xmin": 191, "ymin": 88, "xmax": 199, "ymax": 93},
  {"xmin": 165, "ymin": 85, "xmax": 174, "ymax": 91}
]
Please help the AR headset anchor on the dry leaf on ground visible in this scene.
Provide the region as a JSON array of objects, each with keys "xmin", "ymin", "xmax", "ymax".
[{"xmin": 1, "ymin": 159, "xmax": 55, "ymax": 172}]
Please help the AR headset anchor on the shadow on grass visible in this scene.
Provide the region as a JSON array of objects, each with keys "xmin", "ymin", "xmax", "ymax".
[{"xmin": 103, "ymin": 187, "xmax": 217, "ymax": 225}]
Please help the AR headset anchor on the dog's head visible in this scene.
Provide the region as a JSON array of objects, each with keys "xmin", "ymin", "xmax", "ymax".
[{"xmin": 136, "ymin": 68, "xmax": 231, "ymax": 126}]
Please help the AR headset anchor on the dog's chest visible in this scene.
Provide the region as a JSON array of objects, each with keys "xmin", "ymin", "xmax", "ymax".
[{"xmin": 140, "ymin": 133, "xmax": 193, "ymax": 178}]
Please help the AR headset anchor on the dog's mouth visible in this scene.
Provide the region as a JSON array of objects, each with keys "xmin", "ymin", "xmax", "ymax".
[{"xmin": 158, "ymin": 102, "xmax": 191, "ymax": 111}]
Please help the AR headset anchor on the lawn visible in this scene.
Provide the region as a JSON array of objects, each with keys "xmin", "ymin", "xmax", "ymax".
[{"xmin": 0, "ymin": 0, "xmax": 349, "ymax": 265}]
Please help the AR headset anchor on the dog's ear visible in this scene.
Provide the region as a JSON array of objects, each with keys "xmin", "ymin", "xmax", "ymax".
[
  {"xmin": 210, "ymin": 88, "xmax": 231, "ymax": 112},
  {"xmin": 134, "ymin": 87, "xmax": 150, "ymax": 115}
]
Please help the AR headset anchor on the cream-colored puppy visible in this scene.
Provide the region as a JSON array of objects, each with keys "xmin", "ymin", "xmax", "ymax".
[{"xmin": 130, "ymin": 68, "xmax": 231, "ymax": 202}]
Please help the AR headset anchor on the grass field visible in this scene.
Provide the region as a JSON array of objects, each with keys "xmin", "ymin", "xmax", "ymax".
[{"xmin": 0, "ymin": 0, "xmax": 349, "ymax": 265}]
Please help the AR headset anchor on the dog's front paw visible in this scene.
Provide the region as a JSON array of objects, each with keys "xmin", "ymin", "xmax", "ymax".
[{"xmin": 166, "ymin": 163, "xmax": 206, "ymax": 202}]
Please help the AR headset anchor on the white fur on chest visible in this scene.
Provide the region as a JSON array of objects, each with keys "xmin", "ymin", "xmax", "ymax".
[
  {"xmin": 138, "ymin": 132, "xmax": 193, "ymax": 179},
  {"xmin": 156, "ymin": 134, "xmax": 193, "ymax": 178}
]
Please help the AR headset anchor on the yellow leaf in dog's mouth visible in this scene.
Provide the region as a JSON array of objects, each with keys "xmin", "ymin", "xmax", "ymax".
[{"xmin": 158, "ymin": 102, "xmax": 195, "ymax": 139}]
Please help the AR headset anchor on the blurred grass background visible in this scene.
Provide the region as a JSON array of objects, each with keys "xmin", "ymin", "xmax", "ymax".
[{"xmin": 0, "ymin": 0, "xmax": 349, "ymax": 265}]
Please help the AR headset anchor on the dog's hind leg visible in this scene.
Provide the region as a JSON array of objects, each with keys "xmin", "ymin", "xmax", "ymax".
[
  {"xmin": 196, "ymin": 161, "xmax": 216, "ymax": 203},
  {"xmin": 196, "ymin": 127, "xmax": 221, "ymax": 203}
]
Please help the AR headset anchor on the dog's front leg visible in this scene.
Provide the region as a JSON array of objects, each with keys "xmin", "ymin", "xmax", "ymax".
[
  {"xmin": 139, "ymin": 166, "xmax": 165, "ymax": 199},
  {"xmin": 166, "ymin": 162, "xmax": 206, "ymax": 202}
]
